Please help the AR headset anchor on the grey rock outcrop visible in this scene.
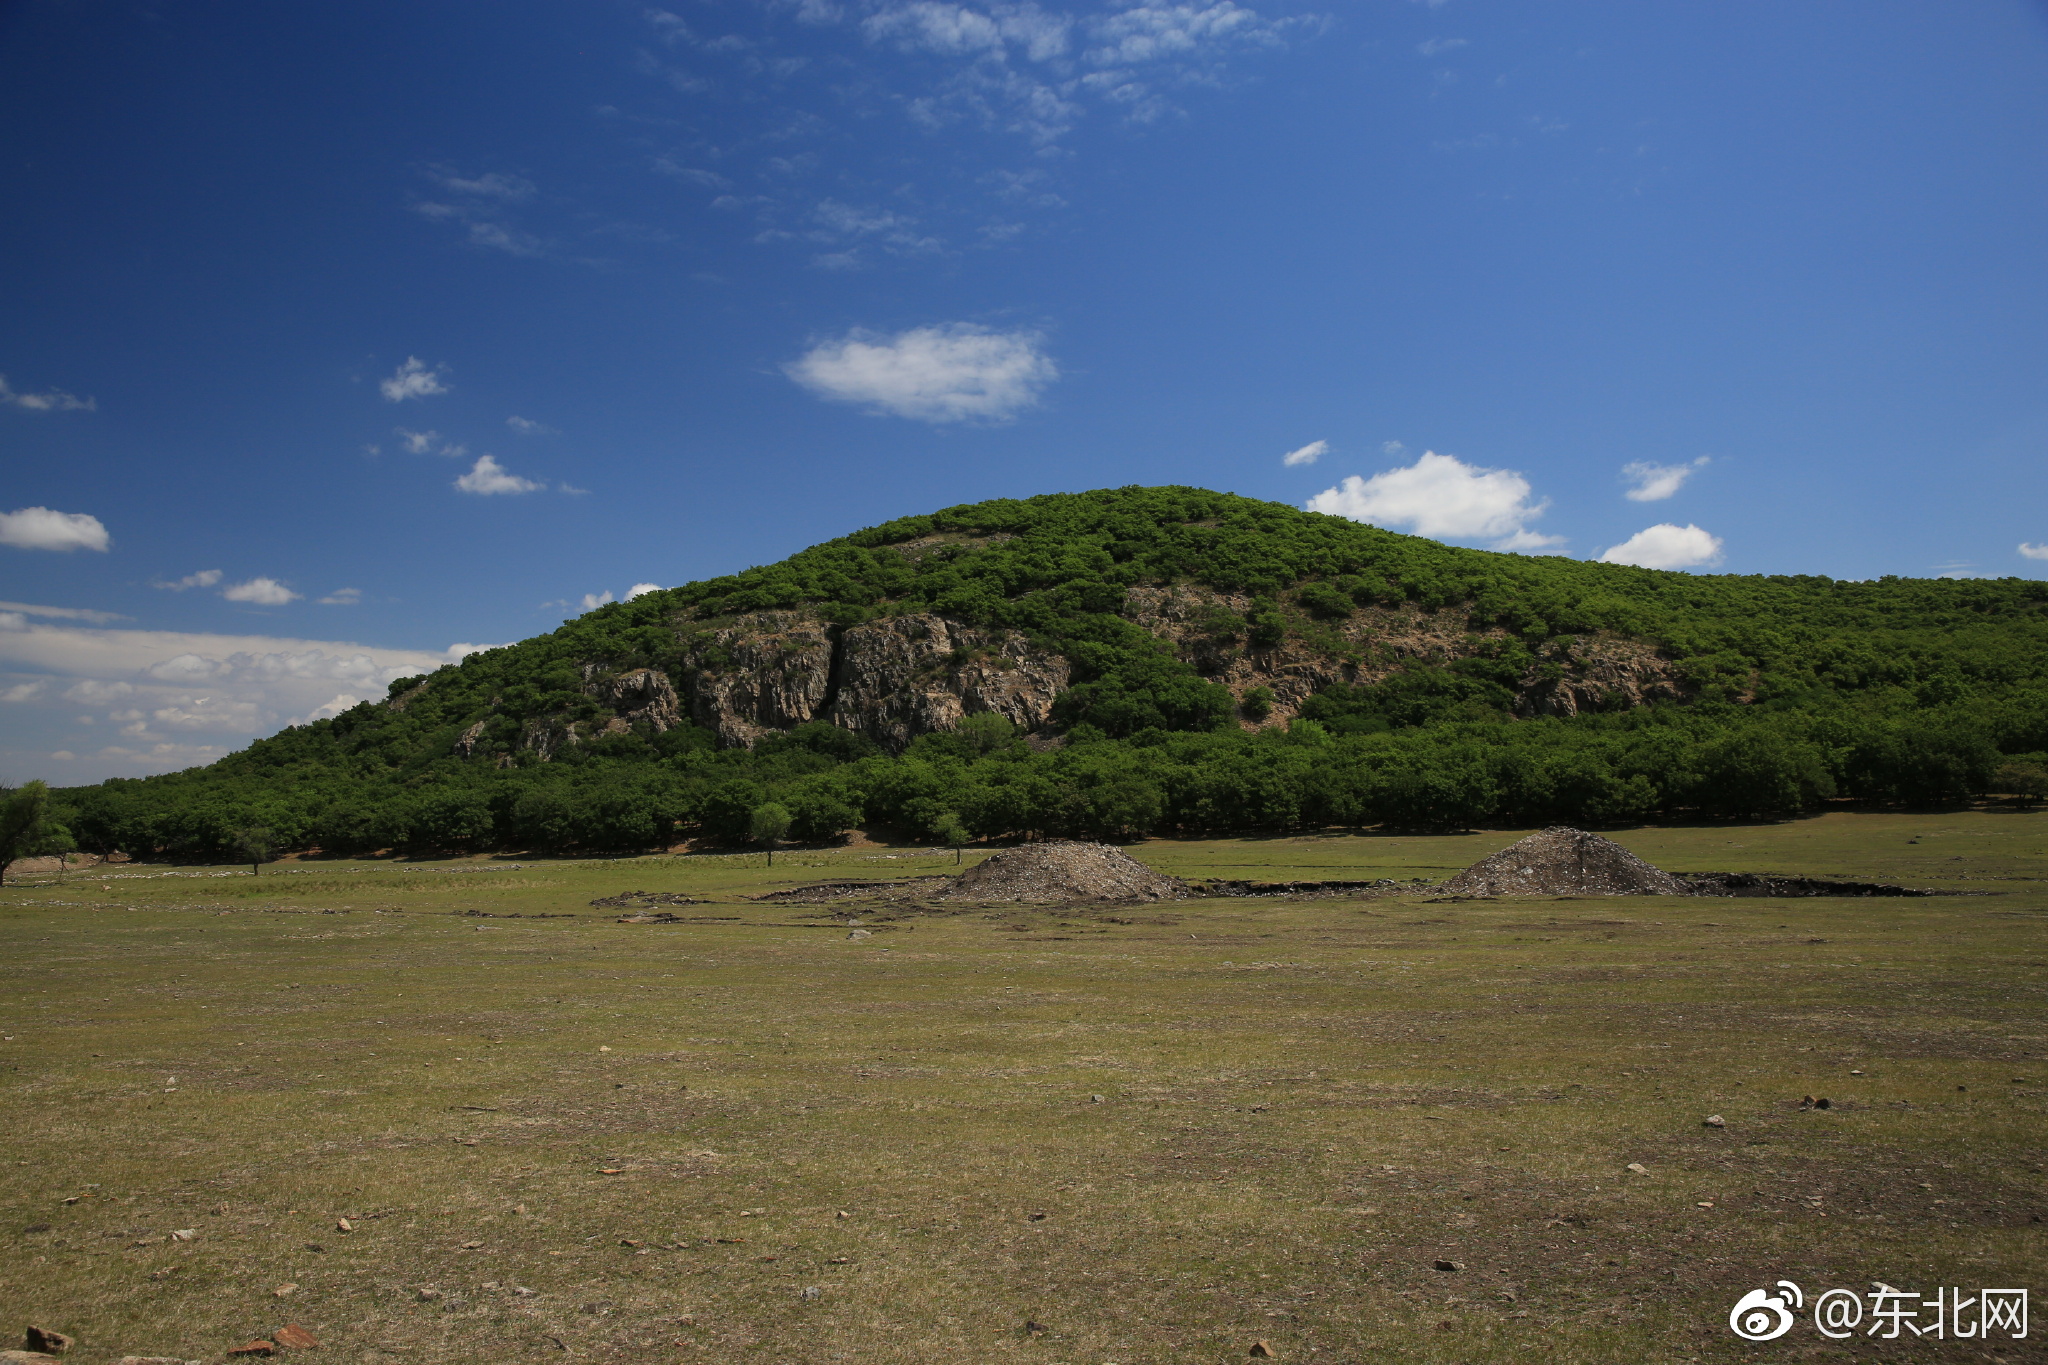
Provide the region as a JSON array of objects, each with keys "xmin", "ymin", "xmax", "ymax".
[
  {"xmin": 825, "ymin": 613, "xmax": 1070, "ymax": 750},
  {"xmin": 674, "ymin": 610, "xmax": 1067, "ymax": 751},
  {"xmin": 590, "ymin": 666, "xmax": 684, "ymax": 736}
]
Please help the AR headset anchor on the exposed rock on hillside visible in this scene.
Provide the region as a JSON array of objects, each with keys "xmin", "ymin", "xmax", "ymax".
[
  {"xmin": 1121, "ymin": 584, "xmax": 1684, "ymax": 729},
  {"xmin": 590, "ymin": 666, "xmax": 684, "ymax": 736},
  {"xmin": 677, "ymin": 610, "xmax": 1068, "ymax": 751},
  {"xmin": 1441, "ymin": 826, "xmax": 1691, "ymax": 897}
]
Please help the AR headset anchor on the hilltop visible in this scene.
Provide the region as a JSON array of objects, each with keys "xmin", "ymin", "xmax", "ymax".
[{"xmin": 54, "ymin": 486, "xmax": 2048, "ymax": 857}]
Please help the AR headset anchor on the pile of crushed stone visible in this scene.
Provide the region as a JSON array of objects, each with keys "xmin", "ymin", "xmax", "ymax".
[
  {"xmin": 1440, "ymin": 827, "xmax": 1690, "ymax": 897},
  {"xmin": 941, "ymin": 840, "xmax": 1188, "ymax": 903}
]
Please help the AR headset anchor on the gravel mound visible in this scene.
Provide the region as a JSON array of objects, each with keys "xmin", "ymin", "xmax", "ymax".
[
  {"xmin": 943, "ymin": 841, "xmax": 1188, "ymax": 903},
  {"xmin": 1440, "ymin": 826, "xmax": 1689, "ymax": 897}
]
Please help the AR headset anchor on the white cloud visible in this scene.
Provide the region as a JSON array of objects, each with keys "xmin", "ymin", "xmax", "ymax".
[
  {"xmin": 63, "ymin": 679, "xmax": 133, "ymax": 703},
  {"xmin": 318, "ymin": 588, "xmax": 362, "ymax": 606},
  {"xmin": 1599, "ymin": 523, "xmax": 1725, "ymax": 571},
  {"xmin": 380, "ymin": 357, "xmax": 450, "ymax": 402},
  {"xmin": 0, "ymin": 601, "xmax": 128, "ymax": 624},
  {"xmin": 2019, "ymin": 543, "xmax": 2048, "ymax": 561},
  {"xmin": 1281, "ymin": 439, "xmax": 1327, "ymax": 468},
  {"xmin": 786, "ymin": 323, "xmax": 1056, "ymax": 423},
  {"xmin": 1416, "ymin": 37, "xmax": 1466, "ymax": 56},
  {"xmin": 0, "ymin": 622, "xmax": 481, "ymax": 780},
  {"xmin": 454, "ymin": 455, "xmax": 544, "ymax": 495},
  {"xmin": 1305, "ymin": 450, "xmax": 1560, "ymax": 551},
  {"xmin": 1, "ymin": 680, "xmax": 47, "ymax": 703},
  {"xmin": 422, "ymin": 168, "xmax": 535, "ymax": 201},
  {"xmin": 295, "ymin": 693, "xmax": 370, "ymax": 725},
  {"xmin": 626, "ymin": 582, "xmax": 663, "ymax": 599},
  {"xmin": 0, "ymin": 507, "xmax": 111, "ymax": 552},
  {"xmin": 580, "ymin": 591, "xmax": 615, "ymax": 612},
  {"xmin": 153, "ymin": 569, "xmax": 223, "ymax": 592},
  {"xmin": 221, "ymin": 577, "xmax": 302, "ymax": 606},
  {"xmin": 395, "ymin": 427, "xmax": 443, "ymax": 454},
  {"xmin": 506, "ymin": 415, "xmax": 559, "ymax": 436},
  {"xmin": 1621, "ymin": 456, "xmax": 1710, "ymax": 502},
  {"xmin": 0, "ymin": 374, "xmax": 95, "ymax": 412}
]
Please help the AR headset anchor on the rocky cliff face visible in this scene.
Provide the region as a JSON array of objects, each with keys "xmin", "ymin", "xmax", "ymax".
[
  {"xmin": 484, "ymin": 588, "xmax": 1682, "ymax": 761},
  {"xmin": 1122, "ymin": 584, "xmax": 1686, "ymax": 728},
  {"xmin": 675, "ymin": 610, "xmax": 1069, "ymax": 751}
]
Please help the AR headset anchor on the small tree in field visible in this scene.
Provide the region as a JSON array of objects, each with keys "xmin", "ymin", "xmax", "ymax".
[
  {"xmin": 932, "ymin": 812, "xmax": 971, "ymax": 864},
  {"xmin": 232, "ymin": 825, "xmax": 278, "ymax": 876},
  {"xmin": 750, "ymin": 802, "xmax": 792, "ymax": 865}
]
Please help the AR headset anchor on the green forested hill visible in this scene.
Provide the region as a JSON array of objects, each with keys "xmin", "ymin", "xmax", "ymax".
[{"xmin": 54, "ymin": 487, "xmax": 2048, "ymax": 857}]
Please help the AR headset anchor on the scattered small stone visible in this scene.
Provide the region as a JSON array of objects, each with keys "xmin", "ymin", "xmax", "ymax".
[
  {"xmin": 1027, "ymin": 1212, "xmax": 1048, "ymax": 1221},
  {"xmin": 1091, "ymin": 1095, "xmax": 1105, "ymax": 1103},
  {"xmin": 826, "ymin": 1256, "xmax": 851, "ymax": 1264},
  {"xmin": 1024, "ymin": 1322, "xmax": 1048, "ymax": 1338},
  {"xmin": 835, "ymin": 1210, "xmax": 851, "ymax": 1219},
  {"xmin": 1249, "ymin": 1340, "xmax": 1276, "ymax": 1358},
  {"xmin": 1625, "ymin": 1163, "xmax": 1648, "ymax": 1175},
  {"xmin": 21, "ymin": 1224, "xmax": 50, "ymax": 1235},
  {"xmin": 0, "ymin": 1353, "xmax": 62, "ymax": 1364},
  {"xmin": 271, "ymin": 1324, "xmax": 319, "ymax": 1350},
  {"xmin": 1702, "ymin": 1115, "xmax": 1726, "ymax": 1128},
  {"xmin": 115, "ymin": 1357, "xmax": 191, "ymax": 1364},
  {"xmin": 1798, "ymin": 1096, "xmax": 1832, "ymax": 1110},
  {"xmin": 846, "ymin": 929, "xmax": 873, "ymax": 941},
  {"xmin": 415, "ymin": 1290, "xmax": 442, "ymax": 1302},
  {"xmin": 225, "ymin": 1344, "xmax": 275, "ymax": 1358},
  {"xmin": 271, "ymin": 1285, "xmax": 297, "ymax": 1299},
  {"xmin": 1433, "ymin": 1260, "xmax": 1464, "ymax": 1272},
  {"xmin": 798, "ymin": 1286, "xmax": 822, "ymax": 1301},
  {"xmin": 23, "ymin": 1328, "xmax": 72, "ymax": 1355},
  {"xmin": 598, "ymin": 1046, "xmax": 611, "ymax": 1053}
]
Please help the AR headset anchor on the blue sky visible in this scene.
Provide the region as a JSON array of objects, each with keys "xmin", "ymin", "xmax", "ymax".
[{"xmin": 4, "ymin": 0, "xmax": 2047, "ymax": 781}]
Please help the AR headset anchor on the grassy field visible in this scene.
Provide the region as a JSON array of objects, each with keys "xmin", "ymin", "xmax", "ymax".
[{"xmin": 2, "ymin": 811, "xmax": 2043, "ymax": 1364}]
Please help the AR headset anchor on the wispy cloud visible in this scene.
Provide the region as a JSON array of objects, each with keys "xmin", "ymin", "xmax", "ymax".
[
  {"xmin": 786, "ymin": 323, "xmax": 1057, "ymax": 423},
  {"xmin": 0, "ymin": 601, "xmax": 129, "ymax": 625},
  {"xmin": 1621, "ymin": 456, "xmax": 1709, "ymax": 502},
  {"xmin": 1305, "ymin": 450, "xmax": 1561, "ymax": 552},
  {"xmin": 412, "ymin": 166, "xmax": 545, "ymax": 256},
  {"xmin": 318, "ymin": 588, "xmax": 363, "ymax": 606},
  {"xmin": 221, "ymin": 577, "xmax": 302, "ymax": 606},
  {"xmin": 1416, "ymin": 36, "xmax": 1466, "ymax": 56},
  {"xmin": 0, "ymin": 374, "xmax": 95, "ymax": 412},
  {"xmin": 506, "ymin": 415, "xmax": 559, "ymax": 436},
  {"xmin": 2019, "ymin": 542, "xmax": 2048, "ymax": 561},
  {"xmin": 1599, "ymin": 523, "xmax": 1725, "ymax": 571},
  {"xmin": 626, "ymin": 582, "xmax": 663, "ymax": 599},
  {"xmin": 0, "ymin": 507, "xmax": 111, "ymax": 552},
  {"xmin": 632, "ymin": 1, "xmax": 1325, "ymax": 258},
  {"xmin": 395, "ymin": 427, "xmax": 443, "ymax": 454},
  {"xmin": 380, "ymin": 358, "xmax": 450, "ymax": 402},
  {"xmin": 1281, "ymin": 439, "xmax": 1326, "ymax": 467},
  {"xmin": 454, "ymin": 454, "xmax": 544, "ymax": 495},
  {"xmin": 152, "ymin": 569, "xmax": 223, "ymax": 592}
]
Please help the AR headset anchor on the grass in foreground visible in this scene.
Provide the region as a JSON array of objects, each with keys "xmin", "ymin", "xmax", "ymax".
[{"xmin": 2, "ymin": 811, "xmax": 2044, "ymax": 1364}]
